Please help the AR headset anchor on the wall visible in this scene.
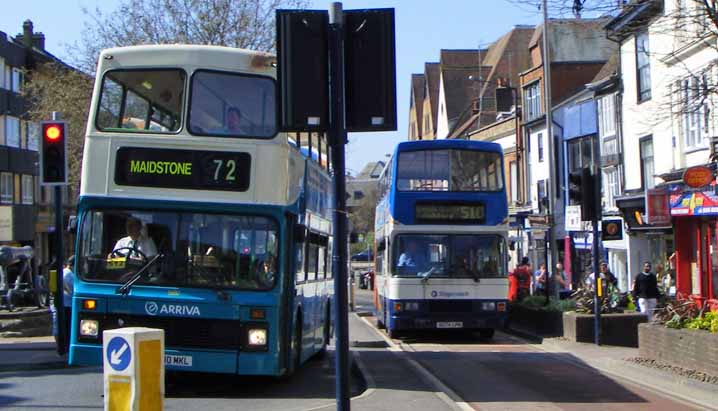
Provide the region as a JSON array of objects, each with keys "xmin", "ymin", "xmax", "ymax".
[{"xmin": 638, "ymin": 323, "xmax": 718, "ymax": 377}]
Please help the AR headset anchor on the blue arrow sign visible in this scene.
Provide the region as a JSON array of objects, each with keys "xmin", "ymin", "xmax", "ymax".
[{"xmin": 106, "ymin": 336, "xmax": 131, "ymax": 372}]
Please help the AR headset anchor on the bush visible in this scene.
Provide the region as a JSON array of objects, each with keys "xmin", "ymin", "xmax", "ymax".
[
  {"xmin": 517, "ymin": 296, "xmax": 576, "ymax": 312},
  {"xmin": 684, "ymin": 311, "xmax": 718, "ymax": 333}
]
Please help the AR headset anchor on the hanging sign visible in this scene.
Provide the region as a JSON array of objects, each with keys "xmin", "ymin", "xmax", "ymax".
[{"xmin": 683, "ymin": 165, "xmax": 714, "ymax": 188}]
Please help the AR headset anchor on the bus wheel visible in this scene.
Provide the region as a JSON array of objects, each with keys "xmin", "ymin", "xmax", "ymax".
[
  {"xmin": 315, "ymin": 306, "xmax": 330, "ymax": 359},
  {"xmin": 376, "ymin": 302, "xmax": 386, "ymax": 329},
  {"xmin": 388, "ymin": 328, "xmax": 400, "ymax": 339},
  {"xmin": 479, "ymin": 328, "xmax": 495, "ymax": 339}
]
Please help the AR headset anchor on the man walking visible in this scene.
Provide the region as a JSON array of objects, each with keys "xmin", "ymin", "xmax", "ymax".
[{"xmin": 632, "ymin": 261, "xmax": 661, "ymax": 321}]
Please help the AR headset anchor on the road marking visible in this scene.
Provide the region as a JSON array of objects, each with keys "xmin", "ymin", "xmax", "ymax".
[{"xmin": 356, "ymin": 314, "xmax": 475, "ymax": 411}]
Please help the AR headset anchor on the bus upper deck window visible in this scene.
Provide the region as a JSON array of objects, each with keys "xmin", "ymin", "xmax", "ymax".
[
  {"xmin": 188, "ymin": 70, "xmax": 277, "ymax": 139},
  {"xmin": 96, "ymin": 69, "xmax": 185, "ymax": 133}
]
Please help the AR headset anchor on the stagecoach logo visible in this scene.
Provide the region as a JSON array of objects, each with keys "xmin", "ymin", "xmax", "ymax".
[
  {"xmin": 430, "ymin": 290, "xmax": 470, "ymax": 298},
  {"xmin": 144, "ymin": 301, "xmax": 201, "ymax": 317}
]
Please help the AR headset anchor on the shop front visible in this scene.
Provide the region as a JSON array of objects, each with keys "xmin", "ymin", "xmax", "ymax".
[{"xmin": 670, "ymin": 183, "xmax": 718, "ymax": 303}]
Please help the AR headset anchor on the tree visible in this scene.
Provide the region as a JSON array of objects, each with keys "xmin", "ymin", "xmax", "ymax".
[
  {"xmin": 23, "ymin": 63, "xmax": 94, "ymax": 188},
  {"xmin": 348, "ymin": 187, "xmax": 378, "ymax": 253},
  {"xmin": 70, "ymin": 0, "xmax": 309, "ymax": 72}
]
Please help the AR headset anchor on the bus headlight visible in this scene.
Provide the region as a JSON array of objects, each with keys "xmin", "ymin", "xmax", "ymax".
[
  {"xmin": 248, "ymin": 328, "xmax": 267, "ymax": 346},
  {"xmin": 480, "ymin": 302, "xmax": 496, "ymax": 311},
  {"xmin": 80, "ymin": 319, "xmax": 99, "ymax": 337},
  {"xmin": 404, "ymin": 302, "xmax": 420, "ymax": 311}
]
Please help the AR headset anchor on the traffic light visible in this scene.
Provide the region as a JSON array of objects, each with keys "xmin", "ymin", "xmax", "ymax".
[
  {"xmin": 568, "ymin": 171, "xmax": 582, "ymax": 204},
  {"xmin": 40, "ymin": 121, "xmax": 68, "ymax": 185}
]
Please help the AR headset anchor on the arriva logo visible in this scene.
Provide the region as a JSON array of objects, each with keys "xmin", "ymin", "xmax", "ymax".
[
  {"xmin": 430, "ymin": 291, "xmax": 470, "ymax": 298},
  {"xmin": 144, "ymin": 301, "xmax": 201, "ymax": 316}
]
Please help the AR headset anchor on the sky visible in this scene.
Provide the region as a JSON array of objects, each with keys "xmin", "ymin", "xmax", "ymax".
[{"xmin": 0, "ymin": 0, "xmax": 545, "ymax": 175}]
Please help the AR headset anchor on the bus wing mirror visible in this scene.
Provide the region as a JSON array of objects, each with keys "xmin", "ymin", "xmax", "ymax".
[
  {"xmin": 294, "ymin": 225, "xmax": 306, "ymax": 242},
  {"xmin": 509, "ymin": 241, "xmax": 516, "ymax": 251},
  {"xmin": 67, "ymin": 215, "xmax": 78, "ymax": 232}
]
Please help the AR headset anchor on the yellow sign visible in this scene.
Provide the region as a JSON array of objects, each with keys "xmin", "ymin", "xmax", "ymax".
[
  {"xmin": 130, "ymin": 160, "xmax": 192, "ymax": 176},
  {"xmin": 106, "ymin": 258, "xmax": 127, "ymax": 270}
]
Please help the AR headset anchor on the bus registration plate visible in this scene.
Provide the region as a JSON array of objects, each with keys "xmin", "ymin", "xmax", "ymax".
[
  {"xmin": 165, "ymin": 354, "xmax": 193, "ymax": 367},
  {"xmin": 436, "ymin": 321, "xmax": 463, "ymax": 329}
]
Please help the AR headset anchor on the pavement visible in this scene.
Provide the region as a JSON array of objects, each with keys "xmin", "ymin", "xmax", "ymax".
[{"xmin": 0, "ymin": 336, "xmax": 66, "ymax": 372}]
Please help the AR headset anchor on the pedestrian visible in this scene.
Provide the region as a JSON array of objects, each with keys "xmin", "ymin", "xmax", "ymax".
[
  {"xmin": 632, "ymin": 261, "xmax": 661, "ymax": 321},
  {"xmin": 510, "ymin": 257, "xmax": 532, "ymax": 302},
  {"xmin": 534, "ymin": 263, "xmax": 547, "ymax": 295},
  {"xmin": 586, "ymin": 261, "xmax": 618, "ymax": 291},
  {"xmin": 548, "ymin": 262, "xmax": 568, "ymax": 299}
]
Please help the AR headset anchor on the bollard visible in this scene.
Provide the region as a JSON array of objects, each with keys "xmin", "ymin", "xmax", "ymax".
[{"xmin": 103, "ymin": 327, "xmax": 164, "ymax": 411}]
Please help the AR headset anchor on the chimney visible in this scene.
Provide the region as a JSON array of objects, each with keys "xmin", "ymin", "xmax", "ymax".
[
  {"xmin": 22, "ymin": 20, "xmax": 33, "ymax": 48},
  {"xmin": 33, "ymin": 32, "xmax": 45, "ymax": 50}
]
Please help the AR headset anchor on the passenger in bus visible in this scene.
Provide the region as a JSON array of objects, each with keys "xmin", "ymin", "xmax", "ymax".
[
  {"xmin": 397, "ymin": 241, "xmax": 427, "ymax": 275},
  {"xmin": 110, "ymin": 217, "xmax": 158, "ymax": 260},
  {"xmin": 226, "ymin": 107, "xmax": 244, "ymax": 134},
  {"xmin": 257, "ymin": 257, "xmax": 276, "ymax": 287}
]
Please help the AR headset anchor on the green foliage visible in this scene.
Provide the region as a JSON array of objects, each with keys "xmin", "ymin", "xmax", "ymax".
[
  {"xmin": 517, "ymin": 296, "xmax": 576, "ymax": 312},
  {"xmin": 684, "ymin": 311, "xmax": 718, "ymax": 333}
]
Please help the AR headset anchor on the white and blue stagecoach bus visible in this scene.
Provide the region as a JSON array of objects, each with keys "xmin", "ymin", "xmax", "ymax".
[
  {"xmin": 69, "ymin": 45, "xmax": 334, "ymax": 376},
  {"xmin": 374, "ymin": 140, "xmax": 509, "ymax": 339}
]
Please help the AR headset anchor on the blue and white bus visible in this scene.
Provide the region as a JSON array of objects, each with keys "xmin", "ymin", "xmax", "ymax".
[
  {"xmin": 69, "ymin": 45, "xmax": 334, "ymax": 376},
  {"xmin": 374, "ymin": 140, "xmax": 509, "ymax": 339}
]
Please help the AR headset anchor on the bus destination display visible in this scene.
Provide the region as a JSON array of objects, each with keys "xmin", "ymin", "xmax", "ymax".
[
  {"xmin": 115, "ymin": 147, "xmax": 251, "ymax": 191},
  {"xmin": 415, "ymin": 203, "xmax": 485, "ymax": 224}
]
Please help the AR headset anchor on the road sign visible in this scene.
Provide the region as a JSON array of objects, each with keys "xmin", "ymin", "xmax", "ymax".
[
  {"xmin": 106, "ymin": 336, "xmax": 131, "ymax": 372},
  {"xmin": 565, "ymin": 205, "xmax": 582, "ymax": 231},
  {"xmin": 103, "ymin": 327, "xmax": 164, "ymax": 411}
]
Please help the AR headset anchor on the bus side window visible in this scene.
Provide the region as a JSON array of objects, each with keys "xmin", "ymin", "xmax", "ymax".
[
  {"xmin": 318, "ymin": 245, "xmax": 326, "ymax": 279},
  {"xmin": 295, "ymin": 239, "xmax": 305, "ymax": 284},
  {"xmin": 326, "ymin": 238, "xmax": 333, "ymax": 279},
  {"xmin": 375, "ymin": 239, "xmax": 385, "ymax": 276},
  {"xmin": 306, "ymin": 243, "xmax": 318, "ymax": 282}
]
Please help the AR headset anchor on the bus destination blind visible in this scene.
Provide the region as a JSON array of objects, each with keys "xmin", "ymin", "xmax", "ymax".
[
  {"xmin": 115, "ymin": 147, "xmax": 251, "ymax": 191},
  {"xmin": 415, "ymin": 203, "xmax": 485, "ymax": 224}
]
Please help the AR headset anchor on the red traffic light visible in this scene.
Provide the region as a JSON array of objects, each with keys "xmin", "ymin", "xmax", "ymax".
[{"xmin": 43, "ymin": 123, "xmax": 64, "ymax": 141}]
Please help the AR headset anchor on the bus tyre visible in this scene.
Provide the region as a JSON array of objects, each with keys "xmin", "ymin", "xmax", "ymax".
[
  {"xmin": 292, "ymin": 318, "xmax": 302, "ymax": 373},
  {"xmin": 315, "ymin": 306, "xmax": 330, "ymax": 359},
  {"xmin": 479, "ymin": 328, "xmax": 495, "ymax": 339},
  {"xmin": 388, "ymin": 328, "xmax": 400, "ymax": 339}
]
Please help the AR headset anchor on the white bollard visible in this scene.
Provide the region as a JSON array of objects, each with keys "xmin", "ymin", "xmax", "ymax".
[{"xmin": 103, "ymin": 327, "xmax": 164, "ymax": 411}]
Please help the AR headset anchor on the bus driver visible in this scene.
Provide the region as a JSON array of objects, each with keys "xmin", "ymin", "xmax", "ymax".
[
  {"xmin": 110, "ymin": 217, "xmax": 158, "ymax": 260},
  {"xmin": 397, "ymin": 241, "xmax": 429, "ymax": 275}
]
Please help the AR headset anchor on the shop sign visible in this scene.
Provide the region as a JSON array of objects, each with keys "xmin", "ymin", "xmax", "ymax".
[
  {"xmin": 601, "ymin": 219, "xmax": 623, "ymax": 241},
  {"xmin": 670, "ymin": 184, "xmax": 718, "ymax": 216},
  {"xmin": 682, "ymin": 165, "xmax": 714, "ymax": 188},
  {"xmin": 646, "ymin": 188, "xmax": 671, "ymax": 225},
  {"xmin": 565, "ymin": 205, "xmax": 582, "ymax": 231},
  {"xmin": 0, "ymin": 206, "xmax": 12, "ymax": 242}
]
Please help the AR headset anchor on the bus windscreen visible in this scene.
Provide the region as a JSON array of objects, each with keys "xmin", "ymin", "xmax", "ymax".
[
  {"xmin": 78, "ymin": 210, "xmax": 278, "ymax": 290},
  {"xmin": 397, "ymin": 149, "xmax": 503, "ymax": 192},
  {"xmin": 97, "ymin": 69, "xmax": 185, "ymax": 133}
]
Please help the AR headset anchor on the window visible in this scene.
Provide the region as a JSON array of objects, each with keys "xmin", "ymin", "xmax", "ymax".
[
  {"xmin": 537, "ymin": 132, "xmax": 544, "ymax": 162},
  {"xmin": 640, "ymin": 137, "xmax": 654, "ymax": 189},
  {"xmin": 597, "ymin": 94, "xmax": 616, "ymax": 138},
  {"xmin": 97, "ymin": 69, "xmax": 185, "ymax": 133},
  {"xmin": 509, "ymin": 160, "xmax": 518, "ymax": 203},
  {"xmin": 296, "ymin": 237, "xmax": 306, "ymax": 283},
  {"xmin": 189, "ymin": 70, "xmax": 277, "ymax": 138},
  {"xmin": 11, "ymin": 68, "xmax": 22, "ymax": 93},
  {"xmin": 306, "ymin": 243, "xmax": 318, "ymax": 281},
  {"xmin": 27, "ymin": 122, "xmax": 39, "ymax": 151},
  {"xmin": 523, "ymin": 82, "xmax": 542, "ymax": 121},
  {"xmin": 21, "ymin": 175, "xmax": 33, "ymax": 204},
  {"xmin": 603, "ymin": 167, "xmax": 621, "ymax": 210},
  {"xmin": 636, "ymin": 31, "xmax": 651, "ymax": 102},
  {"xmin": 397, "ymin": 149, "xmax": 504, "ymax": 191},
  {"xmin": 682, "ymin": 75, "xmax": 709, "ymax": 149},
  {"xmin": 537, "ymin": 179, "xmax": 547, "ymax": 214},
  {"xmin": 1, "ymin": 173, "xmax": 13, "ymax": 204},
  {"xmin": 0, "ymin": 58, "xmax": 5, "ymax": 89},
  {"xmin": 5, "ymin": 117, "xmax": 20, "ymax": 148},
  {"xmin": 79, "ymin": 210, "xmax": 278, "ymax": 290},
  {"xmin": 568, "ymin": 136, "xmax": 593, "ymax": 173},
  {"xmin": 354, "ymin": 191, "xmax": 364, "ymax": 200},
  {"xmin": 4, "ymin": 66, "xmax": 10, "ymax": 90}
]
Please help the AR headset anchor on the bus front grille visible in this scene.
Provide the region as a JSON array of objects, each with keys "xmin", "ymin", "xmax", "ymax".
[
  {"xmin": 428, "ymin": 300, "xmax": 473, "ymax": 313},
  {"xmin": 97, "ymin": 314, "xmax": 242, "ymax": 350}
]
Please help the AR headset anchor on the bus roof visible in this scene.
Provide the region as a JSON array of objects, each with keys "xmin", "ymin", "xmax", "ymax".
[
  {"xmin": 98, "ymin": 45, "xmax": 276, "ymax": 75},
  {"xmin": 394, "ymin": 139, "xmax": 503, "ymax": 155}
]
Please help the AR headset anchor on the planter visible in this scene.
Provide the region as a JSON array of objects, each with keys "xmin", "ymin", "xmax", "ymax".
[
  {"xmin": 638, "ymin": 323, "xmax": 718, "ymax": 377},
  {"xmin": 563, "ymin": 311, "xmax": 647, "ymax": 347},
  {"xmin": 508, "ymin": 304, "xmax": 563, "ymax": 337}
]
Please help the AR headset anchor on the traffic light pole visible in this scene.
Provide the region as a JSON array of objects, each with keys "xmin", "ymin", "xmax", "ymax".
[
  {"xmin": 328, "ymin": 3, "xmax": 350, "ymax": 410},
  {"xmin": 591, "ymin": 135, "xmax": 602, "ymax": 345},
  {"xmin": 51, "ymin": 111, "xmax": 66, "ymax": 355}
]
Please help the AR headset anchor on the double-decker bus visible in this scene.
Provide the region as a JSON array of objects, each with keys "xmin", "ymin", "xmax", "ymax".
[
  {"xmin": 374, "ymin": 140, "xmax": 509, "ymax": 339},
  {"xmin": 69, "ymin": 45, "xmax": 334, "ymax": 376}
]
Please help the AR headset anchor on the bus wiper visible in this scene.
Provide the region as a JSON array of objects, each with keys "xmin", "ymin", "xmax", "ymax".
[
  {"xmin": 420, "ymin": 266, "xmax": 437, "ymax": 283},
  {"xmin": 116, "ymin": 253, "xmax": 164, "ymax": 295}
]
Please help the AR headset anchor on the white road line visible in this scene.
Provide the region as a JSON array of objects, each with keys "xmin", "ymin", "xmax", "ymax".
[{"xmin": 355, "ymin": 314, "xmax": 475, "ymax": 411}]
